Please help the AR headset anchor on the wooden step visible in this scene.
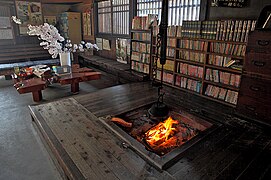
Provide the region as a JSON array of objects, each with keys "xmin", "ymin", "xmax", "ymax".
[
  {"xmin": 0, "ymin": 54, "xmax": 52, "ymax": 64},
  {"xmin": 0, "ymin": 47, "xmax": 45, "ymax": 53},
  {"xmin": 0, "ymin": 50, "xmax": 49, "ymax": 57},
  {"xmin": 0, "ymin": 44, "xmax": 41, "ymax": 50}
]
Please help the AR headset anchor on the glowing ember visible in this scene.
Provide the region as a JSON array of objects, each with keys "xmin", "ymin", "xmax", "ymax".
[
  {"xmin": 144, "ymin": 116, "xmax": 198, "ymax": 154},
  {"xmin": 145, "ymin": 117, "xmax": 178, "ymax": 147}
]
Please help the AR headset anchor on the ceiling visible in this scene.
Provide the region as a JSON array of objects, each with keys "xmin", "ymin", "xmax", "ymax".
[{"xmin": 41, "ymin": 0, "xmax": 85, "ymax": 4}]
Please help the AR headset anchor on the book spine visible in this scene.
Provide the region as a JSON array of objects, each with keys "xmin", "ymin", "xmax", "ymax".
[
  {"xmin": 222, "ymin": 20, "xmax": 228, "ymax": 41},
  {"xmin": 232, "ymin": 20, "xmax": 239, "ymax": 42},
  {"xmin": 240, "ymin": 20, "xmax": 247, "ymax": 42},
  {"xmin": 228, "ymin": 20, "xmax": 234, "ymax": 41},
  {"xmin": 251, "ymin": 20, "xmax": 257, "ymax": 31},
  {"xmin": 225, "ymin": 20, "xmax": 231, "ymax": 41},
  {"xmin": 235, "ymin": 20, "xmax": 243, "ymax": 42},
  {"xmin": 219, "ymin": 21, "xmax": 224, "ymax": 41},
  {"xmin": 244, "ymin": 20, "xmax": 251, "ymax": 42},
  {"xmin": 216, "ymin": 21, "xmax": 221, "ymax": 40}
]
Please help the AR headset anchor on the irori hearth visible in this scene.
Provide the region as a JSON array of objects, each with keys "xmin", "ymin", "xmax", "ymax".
[{"xmin": 100, "ymin": 103, "xmax": 220, "ymax": 170}]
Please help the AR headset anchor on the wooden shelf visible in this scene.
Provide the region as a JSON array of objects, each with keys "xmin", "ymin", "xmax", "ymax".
[
  {"xmin": 153, "ymin": 79, "xmax": 200, "ymax": 95},
  {"xmin": 131, "ymin": 59, "xmax": 150, "ymax": 65},
  {"xmin": 176, "ymin": 36, "xmax": 247, "ymax": 45},
  {"xmin": 152, "ymin": 55, "xmax": 175, "ymax": 61},
  {"xmin": 153, "ymin": 44, "xmax": 176, "ymax": 49},
  {"xmin": 157, "ymin": 68, "xmax": 173, "ymax": 74},
  {"xmin": 150, "ymin": 31, "xmax": 245, "ymax": 107},
  {"xmin": 176, "ymin": 47, "xmax": 207, "ymax": 53},
  {"xmin": 207, "ymin": 52, "xmax": 245, "ymax": 60},
  {"xmin": 202, "ymin": 95, "xmax": 236, "ymax": 107},
  {"xmin": 175, "ymin": 73, "xmax": 202, "ymax": 81},
  {"xmin": 171, "ymin": 84, "xmax": 201, "ymax": 95},
  {"xmin": 131, "ymin": 39, "xmax": 151, "ymax": 44},
  {"xmin": 175, "ymin": 59, "xmax": 204, "ymax": 66},
  {"xmin": 205, "ymin": 64, "xmax": 242, "ymax": 74},
  {"xmin": 176, "ymin": 48, "xmax": 244, "ymax": 60},
  {"xmin": 167, "ymin": 81, "xmax": 236, "ymax": 107},
  {"xmin": 203, "ymin": 80, "xmax": 239, "ymax": 91},
  {"xmin": 131, "ymin": 29, "xmax": 151, "ymax": 33},
  {"xmin": 131, "ymin": 69, "xmax": 149, "ymax": 75},
  {"xmin": 130, "ymin": 28, "xmax": 153, "ymax": 76},
  {"xmin": 131, "ymin": 50, "xmax": 150, "ymax": 54},
  {"xmin": 156, "ymin": 79, "xmax": 236, "ymax": 107}
]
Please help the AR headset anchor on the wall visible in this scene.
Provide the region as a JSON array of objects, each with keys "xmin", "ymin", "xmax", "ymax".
[
  {"xmin": 207, "ymin": 0, "xmax": 271, "ymax": 20},
  {"xmin": 94, "ymin": 37, "xmax": 116, "ymax": 60},
  {"xmin": 0, "ymin": 0, "xmax": 41, "ymax": 45},
  {"xmin": 42, "ymin": 4, "xmax": 71, "ymax": 16},
  {"xmin": 71, "ymin": 1, "xmax": 116, "ymax": 60}
]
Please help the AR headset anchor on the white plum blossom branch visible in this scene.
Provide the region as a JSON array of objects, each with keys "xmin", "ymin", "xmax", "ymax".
[
  {"xmin": 11, "ymin": 16, "xmax": 99, "ymax": 58},
  {"xmin": 11, "ymin": 16, "xmax": 22, "ymax": 24}
]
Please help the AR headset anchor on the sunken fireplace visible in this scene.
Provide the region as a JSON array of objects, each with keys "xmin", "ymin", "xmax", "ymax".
[{"xmin": 99, "ymin": 103, "xmax": 220, "ymax": 171}]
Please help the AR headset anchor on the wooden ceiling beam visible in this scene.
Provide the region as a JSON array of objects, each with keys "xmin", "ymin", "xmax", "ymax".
[{"xmin": 41, "ymin": 0, "xmax": 84, "ymax": 4}]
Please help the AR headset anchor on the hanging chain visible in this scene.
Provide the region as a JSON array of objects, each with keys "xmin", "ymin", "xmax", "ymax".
[{"xmin": 152, "ymin": 32, "xmax": 162, "ymax": 85}]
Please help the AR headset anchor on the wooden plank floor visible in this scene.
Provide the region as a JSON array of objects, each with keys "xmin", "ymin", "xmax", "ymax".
[{"xmin": 29, "ymin": 82, "xmax": 271, "ymax": 180}]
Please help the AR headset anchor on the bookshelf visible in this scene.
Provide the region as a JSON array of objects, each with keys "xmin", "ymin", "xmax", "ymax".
[
  {"xmin": 175, "ymin": 37, "xmax": 245, "ymax": 106},
  {"xmin": 152, "ymin": 20, "xmax": 255, "ymax": 107},
  {"xmin": 130, "ymin": 15, "xmax": 158, "ymax": 76},
  {"xmin": 130, "ymin": 29, "xmax": 153, "ymax": 75}
]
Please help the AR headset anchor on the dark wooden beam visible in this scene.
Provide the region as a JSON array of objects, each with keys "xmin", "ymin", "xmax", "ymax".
[{"xmin": 41, "ymin": 0, "xmax": 84, "ymax": 4}]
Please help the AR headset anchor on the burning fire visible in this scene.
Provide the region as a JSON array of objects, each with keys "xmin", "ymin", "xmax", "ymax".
[
  {"xmin": 144, "ymin": 116, "xmax": 198, "ymax": 154},
  {"xmin": 145, "ymin": 116, "xmax": 178, "ymax": 148}
]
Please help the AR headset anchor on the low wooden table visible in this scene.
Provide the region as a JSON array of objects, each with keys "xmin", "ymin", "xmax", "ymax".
[{"xmin": 14, "ymin": 65, "xmax": 101, "ymax": 102}]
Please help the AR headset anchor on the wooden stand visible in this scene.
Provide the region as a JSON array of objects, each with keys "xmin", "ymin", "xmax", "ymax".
[{"xmin": 14, "ymin": 65, "xmax": 101, "ymax": 102}]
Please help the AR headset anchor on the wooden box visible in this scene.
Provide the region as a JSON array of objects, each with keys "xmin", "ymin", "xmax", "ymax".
[
  {"xmin": 237, "ymin": 95, "xmax": 271, "ymax": 124},
  {"xmin": 239, "ymin": 76, "xmax": 271, "ymax": 100},
  {"xmin": 244, "ymin": 52, "xmax": 271, "ymax": 76},
  {"xmin": 246, "ymin": 30, "xmax": 271, "ymax": 53}
]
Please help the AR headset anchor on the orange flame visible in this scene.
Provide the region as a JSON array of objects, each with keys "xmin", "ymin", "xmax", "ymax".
[{"xmin": 145, "ymin": 116, "xmax": 179, "ymax": 147}]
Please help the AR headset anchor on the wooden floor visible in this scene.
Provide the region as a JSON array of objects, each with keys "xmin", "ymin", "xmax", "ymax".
[{"xmin": 29, "ymin": 82, "xmax": 271, "ymax": 180}]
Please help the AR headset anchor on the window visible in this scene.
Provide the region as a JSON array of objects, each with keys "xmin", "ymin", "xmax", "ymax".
[
  {"xmin": 137, "ymin": 0, "xmax": 201, "ymax": 26},
  {"xmin": 0, "ymin": 6, "xmax": 15, "ymax": 45},
  {"xmin": 97, "ymin": 0, "xmax": 129, "ymax": 35},
  {"xmin": 98, "ymin": 1, "xmax": 111, "ymax": 33}
]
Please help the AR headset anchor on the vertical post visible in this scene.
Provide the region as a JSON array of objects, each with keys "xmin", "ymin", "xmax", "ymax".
[
  {"xmin": 32, "ymin": 91, "xmax": 42, "ymax": 102},
  {"xmin": 159, "ymin": 0, "xmax": 169, "ymax": 65},
  {"xmin": 159, "ymin": 0, "xmax": 169, "ymax": 84}
]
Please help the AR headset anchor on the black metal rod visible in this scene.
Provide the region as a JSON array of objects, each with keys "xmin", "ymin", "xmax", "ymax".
[{"xmin": 159, "ymin": 0, "xmax": 168, "ymax": 65}]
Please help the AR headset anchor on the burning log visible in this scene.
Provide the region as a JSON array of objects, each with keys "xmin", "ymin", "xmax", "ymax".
[
  {"xmin": 131, "ymin": 123, "xmax": 153, "ymax": 138},
  {"xmin": 111, "ymin": 117, "xmax": 132, "ymax": 128},
  {"xmin": 143, "ymin": 116, "xmax": 199, "ymax": 155},
  {"xmin": 148, "ymin": 136, "xmax": 181, "ymax": 154}
]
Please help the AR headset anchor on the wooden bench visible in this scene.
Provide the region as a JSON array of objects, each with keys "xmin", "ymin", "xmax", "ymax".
[
  {"xmin": 0, "ymin": 44, "xmax": 52, "ymax": 64},
  {"xmin": 78, "ymin": 54, "xmax": 149, "ymax": 83},
  {"xmin": 0, "ymin": 44, "xmax": 58, "ymax": 77}
]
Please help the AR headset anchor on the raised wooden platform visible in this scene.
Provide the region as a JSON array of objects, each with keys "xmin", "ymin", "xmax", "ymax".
[
  {"xmin": 29, "ymin": 82, "xmax": 271, "ymax": 180},
  {"xmin": 79, "ymin": 54, "xmax": 149, "ymax": 83}
]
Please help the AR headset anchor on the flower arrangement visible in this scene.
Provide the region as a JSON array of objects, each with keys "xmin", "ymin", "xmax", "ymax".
[{"xmin": 11, "ymin": 16, "xmax": 99, "ymax": 58}]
